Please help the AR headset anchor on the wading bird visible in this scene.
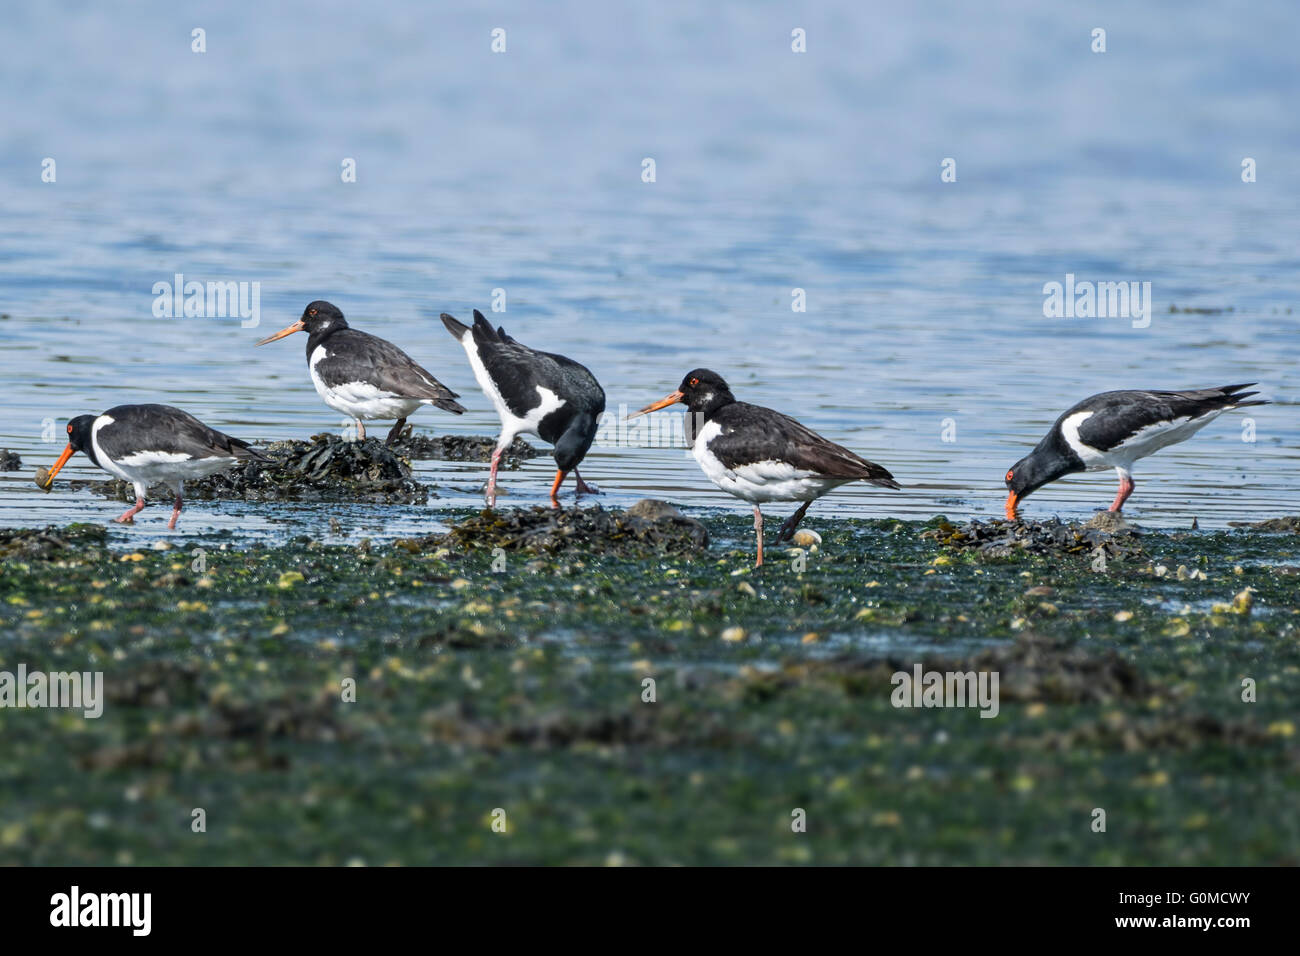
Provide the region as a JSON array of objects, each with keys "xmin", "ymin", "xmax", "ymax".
[
  {"xmin": 441, "ymin": 310, "xmax": 605, "ymax": 507},
  {"xmin": 1004, "ymin": 384, "xmax": 1269, "ymax": 520},
  {"xmin": 630, "ymin": 369, "xmax": 900, "ymax": 566},
  {"xmin": 36, "ymin": 404, "xmax": 267, "ymax": 529},
  {"xmin": 257, "ymin": 300, "xmax": 465, "ymax": 443}
]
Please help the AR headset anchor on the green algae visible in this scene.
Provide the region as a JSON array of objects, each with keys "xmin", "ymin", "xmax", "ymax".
[{"xmin": 0, "ymin": 514, "xmax": 1297, "ymax": 865}]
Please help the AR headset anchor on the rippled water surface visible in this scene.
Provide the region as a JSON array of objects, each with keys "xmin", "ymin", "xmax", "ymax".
[{"xmin": 1, "ymin": 1, "xmax": 1297, "ymax": 538}]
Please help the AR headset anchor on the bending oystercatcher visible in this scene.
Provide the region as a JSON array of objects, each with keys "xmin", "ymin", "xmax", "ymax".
[
  {"xmin": 1004, "ymin": 384, "xmax": 1270, "ymax": 520},
  {"xmin": 630, "ymin": 369, "xmax": 900, "ymax": 567},
  {"xmin": 36, "ymin": 404, "xmax": 267, "ymax": 529},
  {"xmin": 257, "ymin": 300, "xmax": 466, "ymax": 443},
  {"xmin": 441, "ymin": 310, "xmax": 605, "ymax": 507}
]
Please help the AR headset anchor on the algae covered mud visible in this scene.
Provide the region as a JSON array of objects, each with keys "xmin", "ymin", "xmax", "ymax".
[{"xmin": 1, "ymin": 509, "xmax": 1297, "ymax": 865}]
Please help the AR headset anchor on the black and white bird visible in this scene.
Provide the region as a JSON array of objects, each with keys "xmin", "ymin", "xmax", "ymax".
[
  {"xmin": 441, "ymin": 310, "xmax": 605, "ymax": 507},
  {"xmin": 630, "ymin": 369, "xmax": 900, "ymax": 566},
  {"xmin": 257, "ymin": 300, "xmax": 466, "ymax": 443},
  {"xmin": 37, "ymin": 404, "xmax": 267, "ymax": 529},
  {"xmin": 1004, "ymin": 384, "xmax": 1269, "ymax": 520}
]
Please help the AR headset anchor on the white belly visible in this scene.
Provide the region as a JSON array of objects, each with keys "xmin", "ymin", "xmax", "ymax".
[
  {"xmin": 310, "ymin": 347, "xmax": 425, "ymax": 421},
  {"xmin": 692, "ymin": 421, "xmax": 849, "ymax": 504},
  {"xmin": 1061, "ymin": 409, "xmax": 1223, "ymax": 472},
  {"xmin": 90, "ymin": 418, "xmax": 237, "ymax": 494}
]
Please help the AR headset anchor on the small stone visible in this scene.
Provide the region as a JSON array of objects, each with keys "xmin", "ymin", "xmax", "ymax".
[
  {"xmin": 791, "ymin": 529, "xmax": 821, "ymax": 548},
  {"xmin": 720, "ymin": 626, "xmax": 747, "ymax": 643}
]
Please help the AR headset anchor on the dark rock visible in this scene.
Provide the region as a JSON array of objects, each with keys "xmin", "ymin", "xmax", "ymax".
[
  {"xmin": 389, "ymin": 433, "xmax": 539, "ymax": 466},
  {"xmin": 0, "ymin": 449, "xmax": 20, "ymax": 471},
  {"xmin": 1231, "ymin": 516, "xmax": 1300, "ymax": 533},
  {"xmin": 410, "ymin": 499, "xmax": 710, "ymax": 557},
  {"xmin": 0, "ymin": 524, "xmax": 108, "ymax": 562},
  {"xmin": 921, "ymin": 515, "xmax": 1143, "ymax": 561}
]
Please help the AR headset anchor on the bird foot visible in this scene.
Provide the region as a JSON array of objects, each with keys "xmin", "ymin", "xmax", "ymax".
[{"xmin": 575, "ymin": 479, "xmax": 601, "ymax": 497}]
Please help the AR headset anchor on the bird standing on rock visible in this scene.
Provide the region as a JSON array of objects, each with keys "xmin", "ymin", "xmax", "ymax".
[
  {"xmin": 630, "ymin": 369, "xmax": 900, "ymax": 567},
  {"xmin": 257, "ymin": 300, "xmax": 465, "ymax": 443},
  {"xmin": 441, "ymin": 310, "xmax": 605, "ymax": 508},
  {"xmin": 1004, "ymin": 384, "xmax": 1270, "ymax": 520}
]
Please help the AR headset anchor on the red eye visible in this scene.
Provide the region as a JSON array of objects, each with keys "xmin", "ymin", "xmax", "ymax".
[
  {"xmin": 1005, "ymin": 470, "xmax": 1014, "ymax": 481},
  {"xmin": 689, "ymin": 378, "xmax": 699, "ymax": 387},
  {"xmin": 67, "ymin": 425, "xmax": 72, "ymax": 434},
  {"xmin": 309, "ymin": 309, "xmax": 317, "ymax": 316}
]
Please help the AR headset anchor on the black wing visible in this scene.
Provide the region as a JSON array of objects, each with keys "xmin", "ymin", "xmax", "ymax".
[
  {"xmin": 1071, "ymin": 384, "xmax": 1267, "ymax": 451},
  {"xmin": 708, "ymin": 403, "xmax": 900, "ymax": 487},
  {"xmin": 320, "ymin": 329, "xmax": 465, "ymax": 413},
  {"xmin": 100, "ymin": 404, "xmax": 268, "ymax": 461}
]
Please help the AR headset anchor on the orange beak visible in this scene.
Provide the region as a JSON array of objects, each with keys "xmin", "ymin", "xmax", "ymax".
[
  {"xmin": 255, "ymin": 319, "xmax": 305, "ymax": 346},
  {"xmin": 1004, "ymin": 491, "xmax": 1020, "ymax": 521},
  {"xmin": 41, "ymin": 444, "xmax": 76, "ymax": 488},
  {"xmin": 627, "ymin": 390, "xmax": 685, "ymax": 419}
]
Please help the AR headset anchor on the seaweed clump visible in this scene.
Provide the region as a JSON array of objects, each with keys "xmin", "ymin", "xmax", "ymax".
[
  {"xmin": 82, "ymin": 433, "xmax": 430, "ymax": 504},
  {"xmin": 922, "ymin": 514, "xmax": 1143, "ymax": 561},
  {"xmin": 0, "ymin": 449, "xmax": 20, "ymax": 471},
  {"xmin": 0, "ymin": 524, "xmax": 108, "ymax": 563},
  {"xmin": 390, "ymin": 433, "xmax": 539, "ymax": 466},
  {"xmin": 425, "ymin": 499, "xmax": 710, "ymax": 557},
  {"xmin": 1232, "ymin": 516, "xmax": 1300, "ymax": 533}
]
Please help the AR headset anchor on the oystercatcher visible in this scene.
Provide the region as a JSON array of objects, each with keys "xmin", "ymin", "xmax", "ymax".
[
  {"xmin": 257, "ymin": 300, "xmax": 466, "ymax": 443},
  {"xmin": 36, "ymin": 404, "xmax": 267, "ymax": 529},
  {"xmin": 441, "ymin": 310, "xmax": 605, "ymax": 507},
  {"xmin": 1004, "ymin": 384, "xmax": 1269, "ymax": 520},
  {"xmin": 630, "ymin": 369, "xmax": 900, "ymax": 567}
]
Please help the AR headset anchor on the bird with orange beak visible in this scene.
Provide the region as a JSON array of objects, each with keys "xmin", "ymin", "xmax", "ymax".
[
  {"xmin": 257, "ymin": 300, "xmax": 465, "ymax": 443},
  {"xmin": 1003, "ymin": 384, "xmax": 1269, "ymax": 520},
  {"xmin": 36, "ymin": 404, "xmax": 266, "ymax": 529},
  {"xmin": 630, "ymin": 369, "xmax": 900, "ymax": 567}
]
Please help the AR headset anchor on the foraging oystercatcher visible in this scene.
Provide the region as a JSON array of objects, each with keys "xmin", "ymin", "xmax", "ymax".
[
  {"xmin": 630, "ymin": 369, "xmax": 900, "ymax": 567},
  {"xmin": 257, "ymin": 300, "xmax": 466, "ymax": 443},
  {"xmin": 441, "ymin": 310, "xmax": 605, "ymax": 507},
  {"xmin": 1004, "ymin": 384, "xmax": 1270, "ymax": 520},
  {"xmin": 36, "ymin": 404, "xmax": 267, "ymax": 529}
]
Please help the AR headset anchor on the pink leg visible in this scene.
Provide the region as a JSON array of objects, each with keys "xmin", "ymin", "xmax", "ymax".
[
  {"xmin": 753, "ymin": 506, "xmax": 765, "ymax": 568},
  {"xmin": 115, "ymin": 497, "xmax": 146, "ymax": 524},
  {"xmin": 355, "ymin": 419, "xmax": 366, "ymax": 441},
  {"xmin": 1109, "ymin": 475, "xmax": 1135, "ymax": 512},
  {"xmin": 574, "ymin": 469, "xmax": 600, "ymax": 496},
  {"xmin": 485, "ymin": 448, "xmax": 502, "ymax": 507},
  {"xmin": 167, "ymin": 493, "xmax": 183, "ymax": 530}
]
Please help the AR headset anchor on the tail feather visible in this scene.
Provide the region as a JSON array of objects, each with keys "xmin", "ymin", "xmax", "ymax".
[
  {"xmin": 1218, "ymin": 383, "xmax": 1270, "ymax": 409},
  {"xmin": 433, "ymin": 397, "xmax": 467, "ymax": 414},
  {"xmin": 440, "ymin": 313, "xmax": 470, "ymax": 339},
  {"xmin": 228, "ymin": 436, "xmax": 270, "ymax": 462}
]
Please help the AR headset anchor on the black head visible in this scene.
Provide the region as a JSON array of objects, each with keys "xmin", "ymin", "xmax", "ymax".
[
  {"xmin": 255, "ymin": 300, "xmax": 348, "ymax": 347},
  {"xmin": 1004, "ymin": 443, "xmax": 1078, "ymax": 519},
  {"xmin": 39, "ymin": 414, "xmax": 98, "ymax": 488},
  {"xmin": 66, "ymin": 414, "xmax": 96, "ymax": 452},
  {"xmin": 553, "ymin": 412, "xmax": 598, "ymax": 472},
  {"xmin": 631, "ymin": 368, "xmax": 736, "ymax": 420}
]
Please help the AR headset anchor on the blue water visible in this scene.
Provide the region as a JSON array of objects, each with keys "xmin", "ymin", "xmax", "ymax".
[{"xmin": 1, "ymin": 0, "xmax": 1297, "ymax": 538}]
